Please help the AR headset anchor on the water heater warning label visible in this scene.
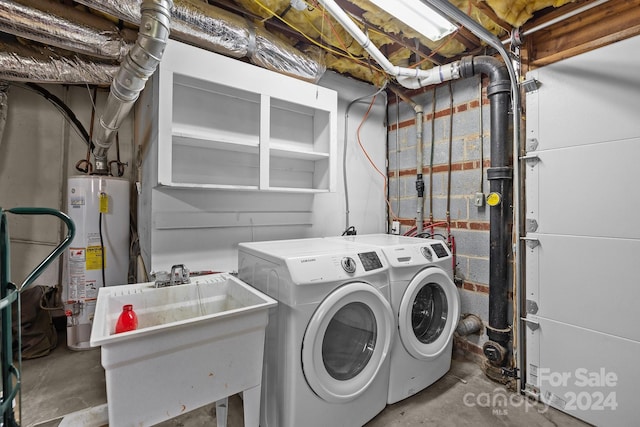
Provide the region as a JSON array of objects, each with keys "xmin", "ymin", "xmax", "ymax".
[
  {"xmin": 86, "ymin": 246, "xmax": 105, "ymax": 270},
  {"xmin": 68, "ymin": 248, "xmax": 85, "ymax": 301}
]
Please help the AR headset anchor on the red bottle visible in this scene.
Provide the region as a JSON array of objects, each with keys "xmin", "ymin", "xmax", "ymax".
[{"xmin": 115, "ymin": 304, "xmax": 138, "ymax": 333}]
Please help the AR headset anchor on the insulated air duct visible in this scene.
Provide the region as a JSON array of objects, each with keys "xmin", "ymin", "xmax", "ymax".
[
  {"xmin": 92, "ymin": 0, "xmax": 172, "ymax": 173},
  {"xmin": 73, "ymin": 0, "xmax": 325, "ymax": 82},
  {"xmin": 0, "ymin": 0, "xmax": 132, "ymax": 61},
  {"xmin": 0, "ymin": 0, "xmax": 324, "ymax": 85},
  {"xmin": 0, "ymin": 39, "xmax": 118, "ymax": 85}
]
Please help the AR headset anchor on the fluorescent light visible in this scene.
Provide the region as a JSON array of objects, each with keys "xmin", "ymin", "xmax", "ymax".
[{"xmin": 369, "ymin": 0, "xmax": 456, "ymax": 41}]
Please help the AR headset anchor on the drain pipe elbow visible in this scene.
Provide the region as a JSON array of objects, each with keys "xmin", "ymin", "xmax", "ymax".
[
  {"xmin": 456, "ymin": 314, "xmax": 483, "ymax": 336},
  {"xmin": 93, "ymin": 0, "xmax": 173, "ymax": 173},
  {"xmin": 396, "ymin": 61, "xmax": 461, "ymax": 90}
]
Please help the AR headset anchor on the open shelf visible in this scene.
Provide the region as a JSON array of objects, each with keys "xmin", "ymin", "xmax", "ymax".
[
  {"xmin": 156, "ymin": 40, "xmax": 337, "ymax": 192},
  {"xmin": 172, "ymin": 127, "xmax": 259, "ymax": 153},
  {"xmin": 269, "ymin": 143, "xmax": 330, "ymax": 161}
]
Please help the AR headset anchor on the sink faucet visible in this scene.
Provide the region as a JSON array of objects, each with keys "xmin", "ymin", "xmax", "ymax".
[
  {"xmin": 154, "ymin": 264, "xmax": 190, "ymax": 288},
  {"xmin": 170, "ymin": 264, "xmax": 190, "ymax": 286}
]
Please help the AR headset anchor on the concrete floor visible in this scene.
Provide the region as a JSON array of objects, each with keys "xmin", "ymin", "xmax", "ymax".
[{"xmin": 20, "ymin": 332, "xmax": 589, "ymax": 427}]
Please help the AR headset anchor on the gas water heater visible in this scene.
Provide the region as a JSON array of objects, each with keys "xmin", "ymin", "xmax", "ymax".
[{"xmin": 64, "ymin": 176, "xmax": 129, "ymax": 350}]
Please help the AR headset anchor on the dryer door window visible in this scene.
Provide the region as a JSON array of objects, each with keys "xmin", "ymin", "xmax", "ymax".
[
  {"xmin": 302, "ymin": 282, "xmax": 393, "ymax": 403},
  {"xmin": 398, "ymin": 268, "xmax": 460, "ymax": 360},
  {"xmin": 412, "ymin": 283, "xmax": 448, "ymax": 344}
]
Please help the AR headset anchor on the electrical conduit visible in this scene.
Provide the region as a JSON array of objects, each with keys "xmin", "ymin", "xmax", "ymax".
[{"xmin": 388, "ymin": 87, "xmax": 425, "ymax": 233}]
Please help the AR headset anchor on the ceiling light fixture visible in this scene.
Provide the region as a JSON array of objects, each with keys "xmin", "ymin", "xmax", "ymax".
[{"xmin": 369, "ymin": 0, "xmax": 456, "ymax": 41}]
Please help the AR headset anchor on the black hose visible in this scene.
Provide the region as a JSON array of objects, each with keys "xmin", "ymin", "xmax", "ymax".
[
  {"xmin": 21, "ymin": 83, "xmax": 94, "ymax": 150},
  {"xmin": 99, "ymin": 211, "xmax": 106, "ymax": 287}
]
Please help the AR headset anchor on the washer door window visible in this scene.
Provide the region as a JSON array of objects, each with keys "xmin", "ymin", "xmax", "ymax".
[
  {"xmin": 398, "ymin": 268, "xmax": 460, "ymax": 360},
  {"xmin": 302, "ymin": 282, "xmax": 393, "ymax": 403}
]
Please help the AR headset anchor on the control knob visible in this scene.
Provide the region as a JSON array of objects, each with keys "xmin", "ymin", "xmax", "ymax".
[
  {"xmin": 420, "ymin": 247, "xmax": 433, "ymax": 261},
  {"xmin": 341, "ymin": 257, "xmax": 357, "ymax": 273}
]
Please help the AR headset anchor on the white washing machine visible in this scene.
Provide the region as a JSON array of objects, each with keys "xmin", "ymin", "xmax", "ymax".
[
  {"xmin": 332, "ymin": 234, "xmax": 460, "ymax": 404},
  {"xmin": 238, "ymin": 238, "xmax": 394, "ymax": 427}
]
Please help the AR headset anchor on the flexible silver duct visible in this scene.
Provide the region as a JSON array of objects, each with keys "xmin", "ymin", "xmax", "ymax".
[
  {"xmin": 0, "ymin": 0, "xmax": 131, "ymax": 61},
  {"xmin": 92, "ymin": 0, "xmax": 172, "ymax": 172},
  {"xmin": 0, "ymin": 39, "xmax": 118, "ymax": 84},
  {"xmin": 73, "ymin": 0, "xmax": 325, "ymax": 82}
]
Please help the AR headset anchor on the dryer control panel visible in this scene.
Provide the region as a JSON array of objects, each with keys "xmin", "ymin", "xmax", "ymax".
[
  {"xmin": 358, "ymin": 252, "xmax": 383, "ymax": 271},
  {"xmin": 430, "ymin": 242, "xmax": 450, "ymax": 258}
]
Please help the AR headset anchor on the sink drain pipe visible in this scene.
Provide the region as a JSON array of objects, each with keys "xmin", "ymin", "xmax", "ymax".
[
  {"xmin": 459, "ymin": 56, "xmax": 512, "ymax": 367},
  {"xmin": 422, "ymin": 0, "xmax": 522, "ymax": 379}
]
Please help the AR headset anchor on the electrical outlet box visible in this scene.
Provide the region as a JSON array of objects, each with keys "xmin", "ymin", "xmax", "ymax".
[
  {"xmin": 391, "ymin": 220, "xmax": 401, "ymax": 235},
  {"xmin": 474, "ymin": 192, "xmax": 485, "ymax": 207}
]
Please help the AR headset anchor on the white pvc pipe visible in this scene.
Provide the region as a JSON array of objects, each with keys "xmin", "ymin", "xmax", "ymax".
[{"xmin": 317, "ymin": 0, "xmax": 461, "ymax": 88}]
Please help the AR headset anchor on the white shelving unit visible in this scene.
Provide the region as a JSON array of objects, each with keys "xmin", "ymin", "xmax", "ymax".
[{"xmin": 156, "ymin": 40, "xmax": 337, "ymax": 192}]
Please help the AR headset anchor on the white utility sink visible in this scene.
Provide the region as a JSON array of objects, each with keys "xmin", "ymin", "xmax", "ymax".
[{"xmin": 90, "ymin": 273, "xmax": 276, "ymax": 427}]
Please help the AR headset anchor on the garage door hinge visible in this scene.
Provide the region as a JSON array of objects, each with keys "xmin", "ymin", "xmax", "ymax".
[
  {"xmin": 521, "ymin": 78, "xmax": 541, "ymax": 93},
  {"xmin": 526, "ymin": 299, "xmax": 538, "ymax": 314},
  {"xmin": 526, "ymin": 138, "xmax": 538, "ymax": 152},
  {"xmin": 522, "ymin": 317, "xmax": 539, "ymax": 330},
  {"xmin": 521, "ymin": 236, "xmax": 539, "ymax": 248},
  {"xmin": 524, "ymin": 384, "xmax": 540, "ymax": 401},
  {"xmin": 520, "ymin": 153, "xmax": 539, "ymax": 166},
  {"xmin": 526, "ymin": 219, "xmax": 538, "ymax": 232}
]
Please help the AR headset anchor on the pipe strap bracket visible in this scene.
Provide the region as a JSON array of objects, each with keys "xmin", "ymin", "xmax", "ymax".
[{"xmin": 486, "ymin": 324, "xmax": 512, "ymax": 334}]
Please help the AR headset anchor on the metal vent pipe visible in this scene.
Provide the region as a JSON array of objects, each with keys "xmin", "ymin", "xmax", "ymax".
[{"xmin": 92, "ymin": 0, "xmax": 172, "ymax": 173}]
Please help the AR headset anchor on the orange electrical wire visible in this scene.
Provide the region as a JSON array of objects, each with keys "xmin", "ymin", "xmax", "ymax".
[
  {"xmin": 313, "ymin": 1, "xmax": 387, "ymax": 75},
  {"xmin": 409, "ymin": 28, "xmax": 461, "ymax": 69},
  {"xmin": 355, "ymin": 94, "xmax": 408, "ymax": 221},
  {"xmin": 317, "ymin": 3, "xmax": 356, "ymax": 58}
]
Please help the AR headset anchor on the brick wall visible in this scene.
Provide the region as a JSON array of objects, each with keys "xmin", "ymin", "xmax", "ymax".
[{"xmin": 387, "ymin": 75, "xmax": 501, "ymax": 358}]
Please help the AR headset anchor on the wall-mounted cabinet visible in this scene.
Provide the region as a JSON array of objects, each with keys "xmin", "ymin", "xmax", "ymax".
[{"xmin": 157, "ymin": 40, "xmax": 337, "ymax": 192}]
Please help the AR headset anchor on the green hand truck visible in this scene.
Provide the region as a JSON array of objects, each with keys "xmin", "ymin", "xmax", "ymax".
[{"xmin": 0, "ymin": 207, "xmax": 75, "ymax": 426}]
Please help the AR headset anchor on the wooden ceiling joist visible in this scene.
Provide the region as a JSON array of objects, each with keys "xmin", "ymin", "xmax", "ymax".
[{"xmin": 525, "ymin": 0, "xmax": 640, "ymax": 67}]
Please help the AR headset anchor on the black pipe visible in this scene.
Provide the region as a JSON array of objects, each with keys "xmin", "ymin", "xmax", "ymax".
[{"xmin": 460, "ymin": 56, "xmax": 512, "ymax": 366}]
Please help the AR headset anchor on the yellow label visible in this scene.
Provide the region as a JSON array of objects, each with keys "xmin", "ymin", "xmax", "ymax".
[
  {"xmin": 486, "ymin": 192, "xmax": 502, "ymax": 207},
  {"xmin": 86, "ymin": 246, "xmax": 105, "ymax": 270},
  {"xmin": 99, "ymin": 193, "xmax": 109, "ymax": 214}
]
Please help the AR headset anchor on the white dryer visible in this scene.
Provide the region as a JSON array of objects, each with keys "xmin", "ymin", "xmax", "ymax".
[
  {"xmin": 332, "ymin": 234, "xmax": 460, "ymax": 404},
  {"xmin": 238, "ymin": 238, "xmax": 394, "ymax": 427}
]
